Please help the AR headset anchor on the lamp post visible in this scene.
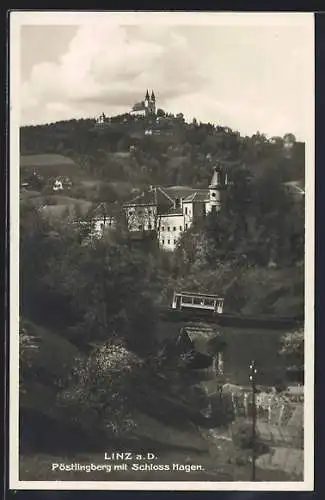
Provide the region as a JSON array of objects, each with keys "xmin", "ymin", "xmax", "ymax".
[{"xmin": 249, "ymin": 360, "xmax": 257, "ymax": 481}]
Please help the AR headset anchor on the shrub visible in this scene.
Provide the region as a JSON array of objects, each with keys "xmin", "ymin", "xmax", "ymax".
[
  {"xmin": 58, "ymin": 341, "xmax": 144, "ymax": 436},
  {"xmin": 232, "ymin": 420, "xmax": 256, "ymax": 449},
  {"xmin": 231, "ymin": 419, "xmax": 269, "ymax": 455}
]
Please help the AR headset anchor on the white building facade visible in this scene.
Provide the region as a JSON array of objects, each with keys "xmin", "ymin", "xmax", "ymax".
[{"xmin": 123, "ymin": 163, "xmax": 228, "ymax": 251}]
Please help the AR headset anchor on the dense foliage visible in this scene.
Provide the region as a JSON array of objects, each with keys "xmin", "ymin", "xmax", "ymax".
[
  {"xmin": 19, "ymin": 112, "xmax": 305, "ymax": 454},
  {"xmin": 20, "ymin": 114, "xmax": 304, "ymax": 193},
  {"xmin": 279, "ymin": 328, "xmax": 304, "ymax": 383}
]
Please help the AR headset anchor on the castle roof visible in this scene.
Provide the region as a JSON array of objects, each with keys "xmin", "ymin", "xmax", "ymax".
[
  {"xmin": 125, "ymin": 187, "xmax": 173, "ymax": 207},
  {"xmin": 93, "ymin": 202, "xmax": 120, "ymax": 217},
  {"xmin": 182, "ymin": 190, "xmax": 209, "ymax": 203},
  {"xmin": 162, "ymin": 186, "xmax": 197, "ymax": 200},
  {"xmin": 210, "ymin": 168, "xmax": 221, "ymax": 187},
  {"xmin": 124, "ymin": 168, "xmax": 220, "ymax": 210},
  {"xmin": 125, "ymin": 185, "xmax": 212, "ymax": 208}
]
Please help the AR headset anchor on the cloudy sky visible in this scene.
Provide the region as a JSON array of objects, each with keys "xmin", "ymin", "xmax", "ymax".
[{"xmin": 18, "ymin": 14, "xmax": 313, "ymax": 139}]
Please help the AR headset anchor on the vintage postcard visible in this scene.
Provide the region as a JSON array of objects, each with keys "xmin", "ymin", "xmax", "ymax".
[{"xmin": 9, "ymin": 11, "xmax": 314, "ymax": 491}]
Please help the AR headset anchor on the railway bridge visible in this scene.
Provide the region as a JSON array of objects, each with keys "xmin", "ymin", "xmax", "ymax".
[
  {"xmin": 156, "ymin": 291, "xmax": 303, "ymax": 387},
  {"xmin": 159, "ymin": 291, "xmax": 302, "ymax": 331}
]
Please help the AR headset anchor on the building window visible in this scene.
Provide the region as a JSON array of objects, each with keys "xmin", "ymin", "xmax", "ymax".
[
  {"xmin": 179, "ymin": 226, "xmax": 182, "ymax": 231},
  {"xmin": 138, "ymin": 225, "xmax": 143, "ymax": 230},
  {"xmin": 167, "ymin": 227, "xmax": 170, "ymax": 231},
  {"xmin": 185, "ymin": 224, "xmax": 188, "ymax": 230},
  {"xmin": 148, "ymin": 209, "xmax": 152, "ymax": 215},
  {"xmin": 167, "ymin": 240, "xmax": 170, "ymax": 245},
  {"xmin": 174, "ymin": 240, "xmax": 177, "ymax": 245},
  {"xmin": 162, "ymin": 239, "xmax": 165, "ymax": 245},
  {"xmin": 129, "ymin": 210, "xmax": 133, "ymax": 215},
  {"xmin": 185, "ymin": 207, "xmax": 188, "ymax": 215},
  {"xmin": 173, "ymin": 226, "xmax": 176, "ymax": 231},
  {"xmin": 162, "ymin": 226, "xmax": 165, "ymax": 231},
  {"xmin": 212, "ymin": 192, "xmax": 216, "ymax": 197},
  {"xmin": 148, "ymin": 224, "xmax": 152, "ymax": 230}
]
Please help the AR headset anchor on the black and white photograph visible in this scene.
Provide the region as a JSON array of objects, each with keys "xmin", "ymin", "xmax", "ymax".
[{"xmin": 9, "ymin": 11, "xmax": 314, "ymax": 490}]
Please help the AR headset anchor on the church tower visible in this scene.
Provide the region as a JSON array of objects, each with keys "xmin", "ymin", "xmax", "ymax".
[
  {"xmin": 144, "ymin": 90, "xmax": 150, "ymax": 111},
  {"xmin": 150, "ymin": 90, "xmax": 156, "ymax": 115}
]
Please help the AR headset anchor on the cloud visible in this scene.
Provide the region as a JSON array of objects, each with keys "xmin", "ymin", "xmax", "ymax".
[
  {"xmin": 20, "ymin": 21, "xmax": 312, "ymax": 139},
  {"xmin": 21, "ymin": 24, "xmax": 206, "ymax": 125}
]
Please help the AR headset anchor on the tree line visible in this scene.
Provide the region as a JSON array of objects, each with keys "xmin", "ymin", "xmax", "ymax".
[{"xmin": 20, "ymin": 115, "xmax": 304, "ymax": 190}]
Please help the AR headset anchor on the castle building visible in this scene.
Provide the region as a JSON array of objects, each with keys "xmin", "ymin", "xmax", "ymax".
[
  {"xmin": 130, "ymin": 90, "xmax": 156, "ymax": 117},
  {"xmin": 123, "ymin": 163, "xmax": 228, "ymax": 251},
  {"xmin": 91, "ymin": 164, "xmax": 228, "ymax": 249}
]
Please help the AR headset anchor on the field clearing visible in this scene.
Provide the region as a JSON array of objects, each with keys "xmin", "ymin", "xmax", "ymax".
[
  {"xmin": 40, "ymin": 202, "xmax": 93, "ymax": 219},
  {"xmin": 45, "ymin": 195, "xmax": 93, "ymax": 206},
  {"xmin": 20, "ymin": 189, "xmax": 42, "ymax": 199},
  {"xmin": 20, "ymin": 154, "xmax": 86, "ymax": 180},
  {"xmin": 21, "ymin": 154, "xmax": 77, "ymax": 167}
]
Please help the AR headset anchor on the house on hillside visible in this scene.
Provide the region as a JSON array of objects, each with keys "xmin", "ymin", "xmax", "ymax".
[
  {"xmin": 39, "ymin": 200, "xmax": 119, "ymax": 243},
  {"xmin": 20, "ymin": 154, "xmax": 80, "ymax": 191},
  {"xmin": 95, "ymin": 112, "xmax": 111, "ymax": 127},
  {"xmin": 91, "ymin": 202, "xmax": 118, "ymax": 236},
  {"xmin": 51, "ymin": 176, "xmax": 72, "ymax": 192},
  {"xmin": 52, "ymin": 179, "xmax": 63, "ymax": 191}
]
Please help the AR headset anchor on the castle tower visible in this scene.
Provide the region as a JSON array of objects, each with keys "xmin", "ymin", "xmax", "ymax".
[{"xmin": 208, "ymin": 162, "xmax": 223, "ymax": 213}]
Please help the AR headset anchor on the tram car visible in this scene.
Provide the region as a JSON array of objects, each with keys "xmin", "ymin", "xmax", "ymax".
[{"xmin": 171, "ymin": 291, "xmax": 224, "ymax": 315}]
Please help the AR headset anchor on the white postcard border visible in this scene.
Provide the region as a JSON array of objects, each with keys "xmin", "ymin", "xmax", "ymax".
[{"xmin": 9, "ymin": 10, "xmax": 315, "ymax": 491}]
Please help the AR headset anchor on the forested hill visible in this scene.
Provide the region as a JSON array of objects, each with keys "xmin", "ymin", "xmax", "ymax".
[
  {"xmin": 20, "ymin": 113, "xmax": 304, "ymax": 190},
  {"xmin": 20, "ymin": 113, "xmax": 305, "ymax": 474}
]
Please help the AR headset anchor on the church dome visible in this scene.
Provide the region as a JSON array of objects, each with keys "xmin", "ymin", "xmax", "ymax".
[{"xmin": 132, "ymin": 101, "xmax": 146, "ymax": 111}]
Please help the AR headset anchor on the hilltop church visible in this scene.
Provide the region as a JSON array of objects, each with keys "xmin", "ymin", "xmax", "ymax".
[
  {"xmin": 94, "ymin": 163, "xmax": 229, "ymax": 250},
  {"xmin": 130, "ymin": 90, "xmax": 156, "ymax": 117}
]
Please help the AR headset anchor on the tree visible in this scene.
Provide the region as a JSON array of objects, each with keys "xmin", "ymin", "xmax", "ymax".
[
  {"xmin": 279, "ymin": 328, "xmax": 304, "ymax": 383},
  {"xmin": 20, "ymin": 201, "xmax": 84, "ymax": 328},
  {"xmin": 24, "ymin": 171, "xmax": 45, "ymax": 191},
  {"xmin": 58, "ymin": 340, "xmax": 144, "ymax": 436},
  {"xmin": 47, "ymin": 236, "xmax": 159, "ymax": 354},
  {"xmin": 156, "ymin": 108, "xmax": 166, "ymax": 117}
]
